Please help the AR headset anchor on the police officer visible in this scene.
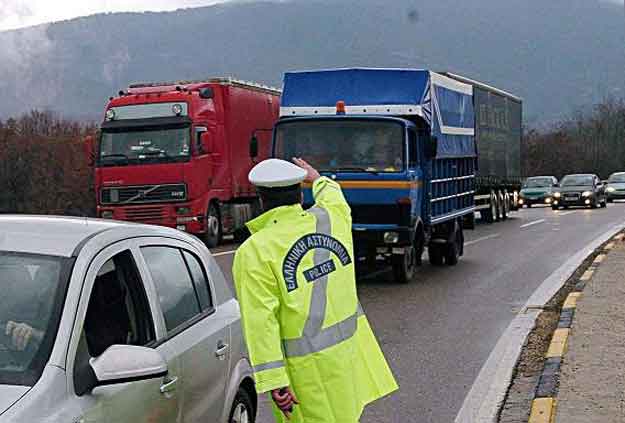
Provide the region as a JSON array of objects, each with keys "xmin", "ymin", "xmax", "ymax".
[{"xmin": 233, "ymin": 158, "xmax": 398, "ymax": 422}]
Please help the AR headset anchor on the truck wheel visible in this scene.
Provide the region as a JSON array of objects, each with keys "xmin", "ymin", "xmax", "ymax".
[
  {"xmin": 392, "ymin": 246, "xmax": 416, "ymax": 284},
  {"xmin": 482, "ymin": 191, "xmax": 496, "ymax": 223},
  {"xmin": 445, "ymin": 223, "xmax": 463, "ymax": 266},
  {"xmin": 501, "ymin": 191, "xmax": 509, "ymax": 220},
  {"xmin": 203, "ymin": 203, "xmax": 222, "ymax": 248},
  {"xmin": 428, "ymin": 243, "xmax": 445, "ymax": 266},
  {"xmin": 494, "ymin": 192, "xmax": 501, "ymax": 222}
]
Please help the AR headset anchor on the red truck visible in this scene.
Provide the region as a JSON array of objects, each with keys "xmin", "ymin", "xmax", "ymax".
[{"xmin": 92, "ymin": 78, "xmax": 281, "ymax": 247}]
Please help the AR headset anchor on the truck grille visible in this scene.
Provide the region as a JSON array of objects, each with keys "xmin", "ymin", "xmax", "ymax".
[
  {"xmin": 124, "ymin": 206, "xmax": 166, "ymax": 222},
  {"xmin": 351, "ymin": 205, "xmax": 403, "ymax": 225},
  {"xmin": 101, "ymin": 184, "xmax": 187, "ymax": 205}
]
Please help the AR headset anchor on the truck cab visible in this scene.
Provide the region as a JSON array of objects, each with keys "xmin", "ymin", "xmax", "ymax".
[
  {"xmin": 273, "ymin": 68, "xmax": 477, "ymax": 283},
  {"xmin": 94, "ymin": 78, "xmax": 280, "ymax": 247}
]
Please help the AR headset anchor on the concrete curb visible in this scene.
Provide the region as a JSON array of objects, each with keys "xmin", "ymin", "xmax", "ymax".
[
  {"xmin": 527, "ymin": 233, "xmax": 624, "ymax": 423},
  {"xmin": 455, "ymin": 223, "xmax": 625, "ymax": 423}
]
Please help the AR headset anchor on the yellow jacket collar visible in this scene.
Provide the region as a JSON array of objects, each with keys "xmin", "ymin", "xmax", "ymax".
[{"xmin": 246, "ymin": 204, "xmax": 304, "ymax": 234}]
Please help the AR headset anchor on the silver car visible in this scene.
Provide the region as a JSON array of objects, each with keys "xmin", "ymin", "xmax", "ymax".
[{"xmin": 0, "ymin": 216, "xmax": 256, "ymax": 422}]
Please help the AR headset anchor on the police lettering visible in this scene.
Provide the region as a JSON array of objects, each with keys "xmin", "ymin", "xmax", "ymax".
[{"xmin": 282, "ymin": 233, "xmax": 352, "ymax": 292}]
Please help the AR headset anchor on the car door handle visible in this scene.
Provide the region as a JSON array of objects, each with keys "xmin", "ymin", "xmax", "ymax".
[
  {"xmin": 160, "ymin": 376, "xmax": 178, "ymax": 394},
  {"xmin": 215, "ymin": 343, "xmax": 230, "ymax": 359}
]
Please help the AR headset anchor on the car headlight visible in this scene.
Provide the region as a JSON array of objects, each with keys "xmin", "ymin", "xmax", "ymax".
[
  {"xmin": 582, "ymin": 191, "xmax": 592, "ymax": 197},
  {"xmin": 607, "ymin": 187, "xmax": 616, "ymax": 192},
  {"xmin": 554, "ymin": 192, "xmax": 561, "ymax": 198}
]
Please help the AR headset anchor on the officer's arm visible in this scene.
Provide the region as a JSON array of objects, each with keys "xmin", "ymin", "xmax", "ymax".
[
  {"xmin": 313, "ymin": 176, "xmax": 349, "ymax": 212},
  {"xmin": 233, "ymin": 247, "xmax": 289, "ymax": 394}
]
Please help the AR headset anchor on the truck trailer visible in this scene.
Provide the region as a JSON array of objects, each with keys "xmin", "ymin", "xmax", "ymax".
[
  {"xmin": 443, "ymin": 73, "xmax": 523, "ymax": 222},
  {"xmin": 94, "ymin": 78, "xmax": 281, "ymax": 247},
  {"xmin": 272, "ymin": 68, "xmax": 478, "ymax": 283}
]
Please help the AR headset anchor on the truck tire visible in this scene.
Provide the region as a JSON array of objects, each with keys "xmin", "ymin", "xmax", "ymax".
[
  {"xmin": 428, "ymin": 243, "xmax": 445, "ymax": 266},
  {"xmin": 501, "ymin": 191, "xmax": 509, "ymax": 220},
  {"xmin": 392, "ymin": 245, "xmax": 417, "ymax": 284},
  {"xmin": 445, "ymin": 222, "xmax": 464, "ymax": 266},
  {"xmin": 482, "ymin": 191, "xmax": 497, "ymax": 223},
  {"xmin": 202, "ymin": 203, "xmax": 222, "ymax": 248},
  {"xmin": 494, "ymin": 192, "xmax": 501, "ymax": 222}
]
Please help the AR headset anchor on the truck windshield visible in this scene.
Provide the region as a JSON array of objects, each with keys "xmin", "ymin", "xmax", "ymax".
[
  {"xmin": 0, "ymin": 252, "xmax": 70, "ymax": 386},
  {"xmin": 98, "ymin": 125, "xmax": 191, "ymax": 166},
  {"xmin": 523, "ymin": 177, "xmax": 553, "ymax": 188},
  {"xmin": 274, "ymin": 120, "xmax": 405, "ymax": 173}
]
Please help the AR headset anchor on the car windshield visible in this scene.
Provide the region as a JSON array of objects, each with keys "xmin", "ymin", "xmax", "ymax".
[
  {"xmin": 523, "ymin": 178, "xmax": 553, "ymax": 188},
  {"xmin": 0, "ymin": 253, "xmax": 69, "ymax": 386},
  {"xmin": 274, "ymin": 120, "xmax": 405, "ymax": 173},
  {"xmin": 608, "ymin": 174, "xmax": 625, "ymax": 183},
  {"xmin": 561, "ymin": 175, "xmax": 594, "ymax": 186},
  {"xmin": 98, "ymin": 125, "xmax": 191, "ymax": 166}
]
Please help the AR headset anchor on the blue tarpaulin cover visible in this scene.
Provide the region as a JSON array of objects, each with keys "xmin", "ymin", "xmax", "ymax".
[{"xmin": 281, "ymin": 68, "xmax": 476, "ymax": 158}]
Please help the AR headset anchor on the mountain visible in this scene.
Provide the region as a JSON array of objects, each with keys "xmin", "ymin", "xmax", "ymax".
[{"xmin": 0, "ymin": 0, "xmax": 623, "ymax": 124}]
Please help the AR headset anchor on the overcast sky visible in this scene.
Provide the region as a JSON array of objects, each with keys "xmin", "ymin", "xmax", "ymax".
[
  {"xmin": 1, "ymin": 0, "xmax": 623, "ymax": 31},
  {"xmin": 0, "ymin": 0, "xmax": 230, "ymax": 31}
]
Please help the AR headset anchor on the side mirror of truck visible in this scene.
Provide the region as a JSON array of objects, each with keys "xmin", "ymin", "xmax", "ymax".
[
  {"xmin": 250, "ymin": 135, "xmax": 259, "ymax": 159},
  {"xmin": 84, "ymin": 135, "xmax": 96, "ymax": 166},
  {"xmin": 200, "ymin": 132, "xmax": 212, "ymax": 154},
  {"xmin": 425, "ymin": 136, "xmax": 438, "ymax": 160}
]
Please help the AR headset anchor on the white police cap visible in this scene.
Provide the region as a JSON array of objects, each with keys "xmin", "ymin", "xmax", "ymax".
[{"xmin": 248, "ymin": 159, "xmax": 307, "ymax": 188}]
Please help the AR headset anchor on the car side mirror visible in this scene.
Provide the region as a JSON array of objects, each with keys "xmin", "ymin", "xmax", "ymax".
[
  {"xmin": 76, "ymin": 345, "xmax": 168, "ymax": 395},
  {"xmin": 425, "ymin": 135, "xmax": 438, "ymax": 160},
  {"xmin": 250, "ymin": 135, "xmax": 259, "ymax": 158}
]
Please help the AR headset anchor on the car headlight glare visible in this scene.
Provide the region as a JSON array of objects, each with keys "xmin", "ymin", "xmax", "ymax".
[
  {"xmin": 554, "ymin": 192, "xmax": 561, "ymax": 198},
  {"xmin": 607, "ymin": 187, "xmax": 616, "ymax": 192},
  {"xmin": 582, "ymin": 191, "xmax": 592, "ymax": 197},
  {"xmin": 105, "ymin": 109, "xmax": 116, "ymax": 121},
  {"xmin": 384, "ymin": 232, "xmax": 399, "ymax": 244}
]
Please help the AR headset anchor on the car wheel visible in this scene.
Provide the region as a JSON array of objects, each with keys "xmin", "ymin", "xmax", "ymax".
[
  {"xmin": 527, "ymin": 203, "xmax": 532, "ymax": 208},
  {"xmin": 392, "ymin": 245, "xmax": 417, "ymax": 284},
  {"xmin": 551, "ymin": 205, "xmax": 559, "ymax": 210},
  {"xmin": 601, "ymin": 198, "xmax": 607, "ymax": 208},
  {"xmin": 608, "ymin": 198, "xmax": 614, "ymax": 203},
  {"xmin": 591, "ymin": 199, "xmax": 598, "ymax": 209},
  {"xmin": 229, "ymin": 388, "xmax": 255, "ymax": 423},
  {"xmin": 202, "ymin": 203, "xmax": 222, "ymax": 248}
]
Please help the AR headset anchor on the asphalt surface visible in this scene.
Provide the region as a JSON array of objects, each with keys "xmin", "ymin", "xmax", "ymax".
[{"xmin": 210, "ymin": 202, "xmax": 625, "ymax": 423}]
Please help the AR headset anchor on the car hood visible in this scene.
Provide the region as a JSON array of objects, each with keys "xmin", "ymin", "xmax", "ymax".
[
  {"xmin": 608, "ymin": 182, "xmax": 625, "ymax": 190},
  {"xmin": 0, "ymin": 385, "xmax": 29, "ymax": 414},
  {"xmin": 558, "ymin": 185, "xmax": 593, "ymax": 193}
]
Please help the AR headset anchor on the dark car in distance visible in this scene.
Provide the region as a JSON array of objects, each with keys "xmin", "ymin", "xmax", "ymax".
[
  {"xmin": 552, "ymin": 174, "xmax": 607, "ymax": 210},
  {"xmin": 519, "ymin": 176, "xmax": 558, "ymax": 207},
  {"xmin": 606, "ymin": 172, "xmax": 625, "ymax": 202}
]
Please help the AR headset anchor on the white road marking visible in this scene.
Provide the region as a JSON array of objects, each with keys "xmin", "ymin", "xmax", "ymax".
[
  {"xmin": 557, "ymin": 211, "xmax": 575, "ymax": 216},
  {"xmin": 212, "ymin": 249, "xmax": 237, "ymax": 257},
  {"xmin": 464, "ymin": 233, "xmax": 501, "ymax": 247},
  {"xmin": 455, "ymin": 221, "xmax": 625, "ymax": 423},
  {"xmin": 520, "ymin": 219, "xmax": 545, "ymax": 229}
]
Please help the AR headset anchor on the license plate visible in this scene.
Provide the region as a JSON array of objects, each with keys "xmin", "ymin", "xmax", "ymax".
[{"xmin": 565, "ymin": 195, "xmax": 578, "ymax": 200}]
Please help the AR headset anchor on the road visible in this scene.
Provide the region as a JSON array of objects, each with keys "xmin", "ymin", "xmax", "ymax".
[{"xmin": 211, "ymin": 203, "xmax": 625, "ymax": 423}]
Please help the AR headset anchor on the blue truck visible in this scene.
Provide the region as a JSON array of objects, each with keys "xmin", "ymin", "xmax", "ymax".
[{"xmin": 270, "ymin": 68, "xmax": 513, "ymax": 283}]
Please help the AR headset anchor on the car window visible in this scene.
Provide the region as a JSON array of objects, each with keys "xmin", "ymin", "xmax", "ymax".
[
  {"xmin": 182, "ymin": 250, "xmax": 213, "ymax": 311},
  {"xmin": 141, "ymin": 246, "xmax": 202, "ymax": 333},
  {"xmin": 83, "ymin": 250, "xmax": 155, "ymax": 358}
]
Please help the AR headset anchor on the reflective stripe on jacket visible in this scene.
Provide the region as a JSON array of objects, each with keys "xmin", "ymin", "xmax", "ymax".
[{"xmin": 233, "ymin": 176, "xmax": 398, "ymax": 423}]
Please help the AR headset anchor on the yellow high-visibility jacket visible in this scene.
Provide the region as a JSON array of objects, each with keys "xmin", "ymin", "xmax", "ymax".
[{"xmin": 233, "ymin": 176, "xmax": 398, "ymax": 423}]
